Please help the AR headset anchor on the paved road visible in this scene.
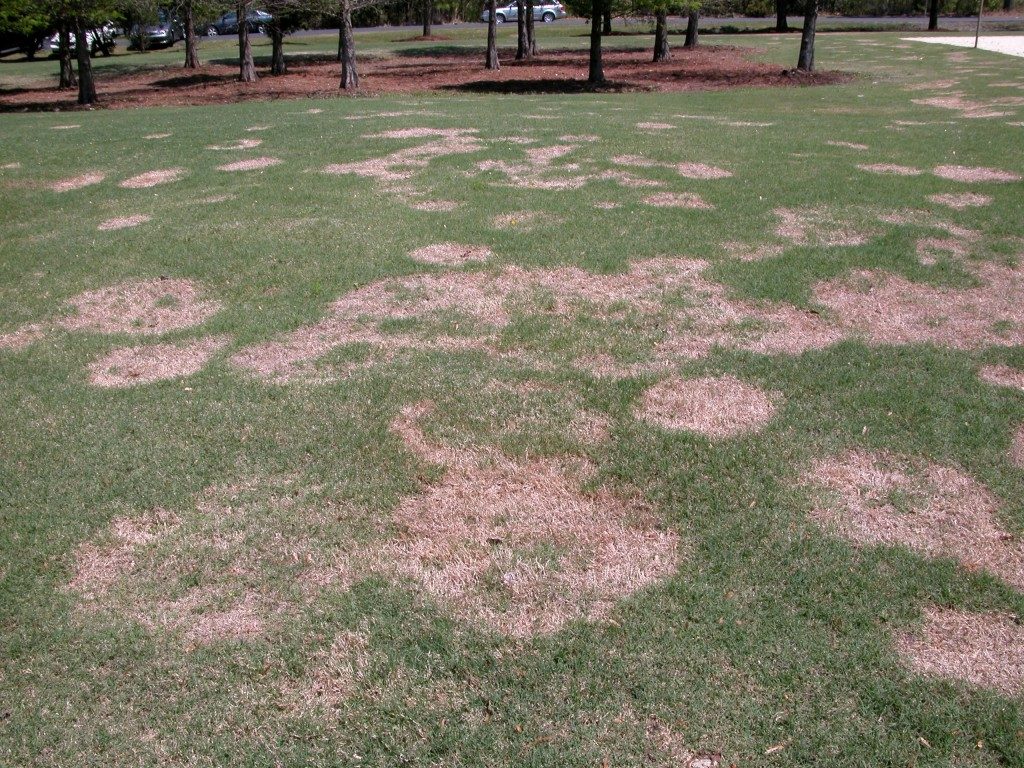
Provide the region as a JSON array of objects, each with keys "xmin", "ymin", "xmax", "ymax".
[{"xmin": 285, "ymin": 14, "xmax": 1024, "ymax": 37}]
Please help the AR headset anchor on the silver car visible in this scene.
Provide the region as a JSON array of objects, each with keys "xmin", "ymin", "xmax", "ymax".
[{"xmin": 481, "ymin": 1, "xmax": 567, "ymax": 23}]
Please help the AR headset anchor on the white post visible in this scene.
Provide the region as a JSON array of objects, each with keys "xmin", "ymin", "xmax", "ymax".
[{"xmin": 974, "ymin": 0, "xmax": 984, "ymax": 48}]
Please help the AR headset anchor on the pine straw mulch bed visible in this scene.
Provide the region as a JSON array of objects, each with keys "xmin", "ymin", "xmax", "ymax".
[{"xmin": 0, "ymin": 45, "xmax": 850, "ymax": 112}]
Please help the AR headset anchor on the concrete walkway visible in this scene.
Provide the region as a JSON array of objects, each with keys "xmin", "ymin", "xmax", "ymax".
[{"xmin": 903, "ymin": 35, "xmax": 1024, "ymax": 57}]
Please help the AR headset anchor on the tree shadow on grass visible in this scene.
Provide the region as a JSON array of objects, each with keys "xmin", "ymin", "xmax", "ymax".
[{"xmin": 440, "ymin": 78, "xmax": 650, "ymax": 94}]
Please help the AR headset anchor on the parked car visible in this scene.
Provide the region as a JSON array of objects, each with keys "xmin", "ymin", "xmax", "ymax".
[
  {"xmin": 129, "ymin": 10, "xmax": 185, "ymax": 49},
  {"xmin": 480, "ymin": 1, "xmax": 566, "ymax": 23},
  {"xmin": 206, "ymin": 10, "xmax": 273, "ymax": 35},
  {"xmin": 46, "ymin": 22, "xmax": 117, "ymax": 56}
]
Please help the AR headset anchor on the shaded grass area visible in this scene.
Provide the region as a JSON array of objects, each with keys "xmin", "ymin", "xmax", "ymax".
[{"xmin": 0, "ymin": 30, "xmax": 1023, "ymax": 767}]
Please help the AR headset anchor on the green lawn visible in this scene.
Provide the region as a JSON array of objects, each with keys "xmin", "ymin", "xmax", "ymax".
[{"xmin": 1, "ymin": 29, "xmax": 1023, "ymax": 768}]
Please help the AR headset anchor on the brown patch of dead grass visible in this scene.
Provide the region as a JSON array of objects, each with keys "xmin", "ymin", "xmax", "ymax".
[
  {"xmin": 119, "ymin": 168, "xmax": 185, "ymax": 188},
  {"xmin": 216, "ymin": 156, "xmax": 282, "ymax": 172},
  {"xmin": 805, "ymin": 450, "xmax": 1024, "ymax": 591},
  {"xmin": 813, "ymin": 264, "xmax": 1024, "ymax": 350},
  {"xmin": 775, "ymin": 207, "xmax": 872, "ymax": 247},
  {"xmin": 932, "ymin": 165, "xmax": 1022, "ymax": 183},
  {"xmin": 928, "ymin": 192, "xmax": 993, "ymax": 209},
  {"xmin": 897, "ymin": 607, "xmax": 1024, "ymax": 695},
  {"xmin": 980, "ymin": 364, "xmax": 1024, "ymax": 391},
  {"xmin": 635, "ymin": 375, "xmax": 779, "ymax": 438},
  {"xmin": 374, "ymin": 401, "xmax": 681, "ymax": 636},
  {"xmin": 284, "ymin": 629, "xmax": 372, "ymax": 712},
  {"xmin": 52, "ymin": 172, "xmax": 105, "ymax": 192},
  {"xmin": 87, "ymin": 335, "xmax": 228, "ymax": 388},
  {"xmin": 97, "ymin": 214, "xmax": 151, "ymax": 231},
  {"xmin": 61, "ymin": 277, "xmax": 222, "ymax": 336},
  {"xmin": 0, "ymin": 323, "xmax": 45, "ymax": 351},
  {"xmin": 643, "ymin": 192, "xmax": 713, "ymax": 210},
  {"xmin": 856, "ymin": 163, "xmax": 922, "ymax": 177},
  {"xmin": 408, "ymin": 242, "xmax": 493, "ymax": 266}
]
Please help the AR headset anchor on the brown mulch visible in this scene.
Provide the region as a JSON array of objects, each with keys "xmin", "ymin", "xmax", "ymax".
[{"xmin": 0, "ymin": 46, "xmax": 848, "ymax": 111}]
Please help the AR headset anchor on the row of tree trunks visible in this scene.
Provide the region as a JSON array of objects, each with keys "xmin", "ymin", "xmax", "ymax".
[
  {"xmin": 58, "ymin": 23, "xmax": 76, "ymax": 90},
  {"xmin": 797, "ymin": 0, "xmax": 818, "ymax": 71},
  {"xmin": 485, "ymin": 0, "xmax": 499, "ymax": 69},
  {"xmin": 270, "ymin": 25, "xmax": 286, "ymax": 74},
  {"xmin": 653, "ymin": 10, "xmax": 669, "ymax": 62},
  {"xmin": 588, "ymin": 0, "xmax": 603, "ymax": 83},
  {"xmin": 516, "ymin": 0, "xmax": 527, "ymax": 60},
  {"xmin": 685, "ymin": 10, "xmax": 698, "ymax": 47},
  {"xmin": 184, "ymin": 0, "xmax": 200, "ymax": 68},
  {"xmin": 75, "ymin": 16, "xmax": 96, "ymax": 105},
  {"xmin": 776, "ymin": 0, "xmax": 789, "ymax": 32},
  {"xmin": 238, "ymin": 2, "xmax": 257, "ymax": 82},
  {"xmin": 340, "ymin": 0, "xmax": 358, "ymax": 88},
  {"xmin": 526, "ymin": 0, "xmax": 537, "ymax": 55},
  {"xmin": 422, "ymin": 0, "xmax": 433, "ymax": 36}
]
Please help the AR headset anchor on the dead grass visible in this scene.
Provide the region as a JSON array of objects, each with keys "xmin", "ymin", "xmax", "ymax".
[
  {"xmin": 86, "ymin": 336, "xmax": 229, "ymax": 388},
  {"xmin": 231, "ymin": 258, "xmax": 845, "ymax": 382},
  {"xmin": 490, "ymin": 210, "xmax": 543, "ymax": 230},
  {"xmin": 0, "ymin": 323, "xmax": 45, "ymax": 351},
  {"xmin": 325, "ymin": 130, "xmax": 483, "ymax": 185},
  {"xmin": 119, "ymin": 168, "xmax": 185, "ymax": 189},
  {"xmin": 97, "ymin": 214, "xmax": 151, "ymax": 232},
  {"xmin": 826, "ymin": 140, "xmax": 869, "ymax": 150},
  {"xmin": 856, "ymin": 163, "xmax": 922, "ymax": 176},
  {"xmin": 408, "ymin": 242, "xmax": 493, "ymax": 266},
  {"xmin": 636, "ymin": 122, "xmax": 675, "ymax": 130},
  {"xmin": 206, "ymin": 138, "xmax": 262, "ymax": 150},
  {"xmin": 897, "ymin": 607, "xmax": 1024, "ymax": 695},
  {"xmin": 68, "ymin": 508, "xmax": 180, "ymax": 602},
  {"xmin": 284, "ymin": 629, "xmax": 372, "ymax": 712},
  {"xmin": 813, "ymin": 263, "xmax": 1024, "ymax": 350},
  {"xmin": 642, "ymin": 192, "xmax": 713, "ymax": 210},
  {"xmin": 611, "ymin": 154, "xmax": 732, "ymax": 179},
  {"xmin": 915, "ymin": 236, "xmax": 967, "ymax": 265},
  {"xmin": 928, "ymin": 192, "xmax": 993, "ymax": 209},
  {"xmin": 932, "ymin": 165, "xmax": 1022, "ymax": 183},
  {"xmin": 805, "ymin": 450, "xmax": 1024, "ymax": 591},
  {"xmin": 51, "ymin": 172, "xmax": 105, "ymax": 192},
  {"xmin": 374, "ymin": 401, "xmax": 682, "ymax": 637},
  {"xmin": 216, "ymin": 157, "xmax": 282, "ymax": 172},
  {"xmin": 60, "ymin": 277, "xmax": 222, "ymax": 336},
  {"xmin": 635, "ymin": 375, "xmax": 779, "ymax": 438},
  {"xmin": 913, "ymin": 95, "xmax": 1016, "ymax": 119},
  {"xmin": 721, "ymin": 241, "xmax": 785, "ymax": 262},
  {"xmin": 409, "ymin": 199, "xmax": 460, "ymax": 212},
  {"xmin": 774, "ymin": 207, "xmax": 872, "ymax": 247},
  {"xmin": 980, "ymin": 364, "xmax": 1024, "ymax": 391}
]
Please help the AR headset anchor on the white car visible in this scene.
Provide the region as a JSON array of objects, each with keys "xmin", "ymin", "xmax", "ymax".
[{"xmin": 47, "ymin": 22, "xmax": 117, "ymax": 56}]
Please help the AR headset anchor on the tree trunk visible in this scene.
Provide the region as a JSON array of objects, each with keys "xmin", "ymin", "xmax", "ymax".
[
  {"xmin": 684, "ymin": 9, "xmax": 699, "ymax": 47},
  {"xmin": 516, "ymin": 0, "xmax": 527, "ymax": 59},
  {"xmin": 653, "ymin": 10, "xmax": 670, "ymax": 62},
  {"xmin": 184, "ymin": 1, "xmax": 200, "ymax": 68},
  {"xmin": 588, "ymin": 0, "xmax": 603, "ymax": 83},
  {"xmin": 58, "ymin": 22, "xmax": 76, "ymax": 89},
  {"xmin": 526, "ymin": 0, "xmax": 537, "ymax": 55},
  {"xmin": 270, "ymin": 25, "xmax": 286, "ymax": 74},
  {"xmin": 75, "ymin": 16, "xmax": 96, "ymax": 104},
  {"xmin": 776, "ymin": 0, "xmax": 789, "ymax": 31},
  {"xmin": 797, "ymin": 0, "xmax": 817, "ymax": 71},
  {"xmin": 238, "ymin": 3, "xmax": 257, "ymax": 82},
  {"xmin": 485, "ymin": 0, "xmax": 499, "ymax": 69},
  {"xmin": 340, "ymin": 0, "xmax": 358, "ymax": 88},
  {"xmin": 423, "ymin": 0, "xmax": 432, "ymax": 36},
  {"xmin": 602, "ymin": 0, "xmax": 612, "ymax": 34},
  {"xmin": 927, "ymin": 0, "xmax": 939, "ymax": 30}
]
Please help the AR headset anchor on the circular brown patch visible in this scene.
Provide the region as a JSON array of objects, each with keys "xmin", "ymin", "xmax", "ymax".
[
  {"xmin": 635, "ymin": 375, "xmax": 778, "ymax": 437},
  {"xmin": 97, "ymin": 214, "xmax": 151, "ymax": 232},
  {"xmin": 216, "ymin": 157, "xmax": 281, "ymax": 172},
  {"xmin": 87, "ymin": 336, "xmax": 229, "ymax": 388},
  {"xmin": 933, "ymin": 165, "xmax": 1022, "ymax": 183},
  {"xmin": 408, "ymin": 242, "xmax": 493, "ymax": 266},
  {"xmin": 61, "ymin": 278, "xmax": 221, "ymax": 335},
  {"xmin": 120, "ymin": 168, "xmax": 185, "ymax": 189}
]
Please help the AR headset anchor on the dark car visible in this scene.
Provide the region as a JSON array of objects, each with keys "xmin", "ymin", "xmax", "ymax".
[
  {"xmin": 206, "ymin": 10, "xmax": 273, "ymax": 35},
  {"xmin": 130, "ymin": 9, "xmax": 184, "ymax": 48}
]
